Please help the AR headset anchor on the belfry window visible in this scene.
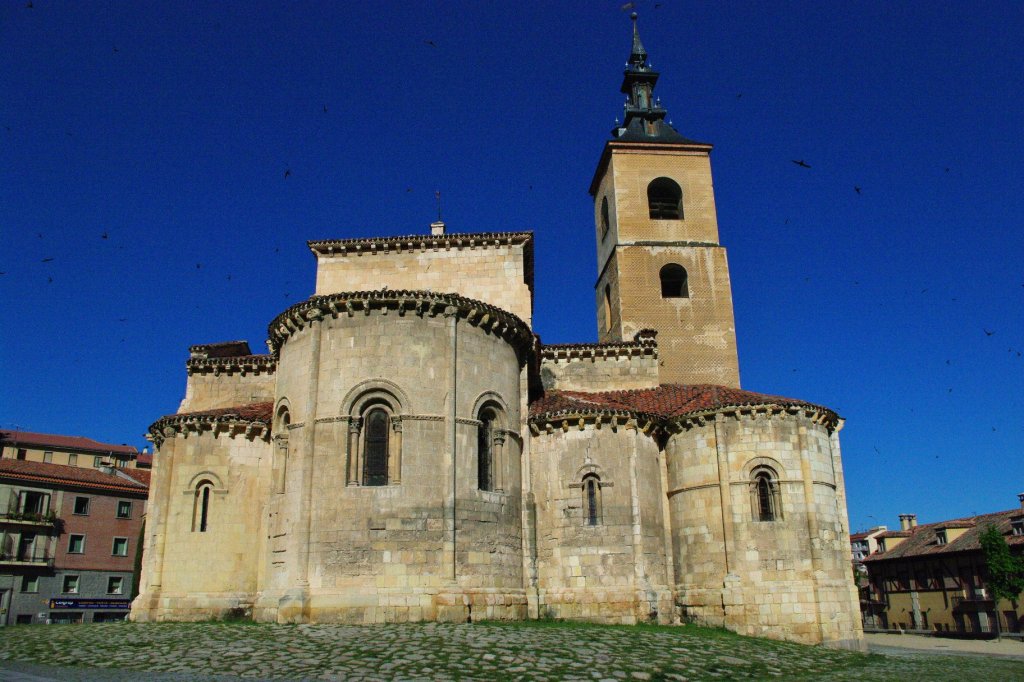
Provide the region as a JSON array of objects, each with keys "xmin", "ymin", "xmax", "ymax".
[
  {"xmin": 583, "ymin": 474, "xmax": 602, "ymax": 526},
  {"xmin": 659, "ymin": 264, "xmax": 688, "ymax": 298},
  {"xmin": 193, "ymin": 481, "xmax": 213, "ymax": 532},
  {"xmin": 750, "ymin": 468, "xmax": 782, "ymax": 522},
  {"xmin": 647, "ymin": 177, "xmax": 682, "ymax": 219},
  {"xmin": 363, "ymin": 408, "xmax": 390, "ymax": 486},
  {"xmin": 600, "ymin": 197, "xmax": 610, "ymax": 238}
]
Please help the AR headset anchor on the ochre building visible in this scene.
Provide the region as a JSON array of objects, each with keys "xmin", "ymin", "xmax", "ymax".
[{"xmin": 132, "ymin": 17, "xmax": 863, "ymax": 649}]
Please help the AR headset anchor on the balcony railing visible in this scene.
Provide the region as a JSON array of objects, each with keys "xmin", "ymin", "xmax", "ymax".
[{"xmin": 0, "ymin": 510, "xmax": 59, "ymax": 527}]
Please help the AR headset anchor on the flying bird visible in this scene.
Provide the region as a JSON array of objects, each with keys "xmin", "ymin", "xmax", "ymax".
[
  {"xmin": 791, "ymin": 160, "xmax": 811, "ymax": 169},
  {"xmin": 284, "ymin": 169, "xmax": 291, "ymax": 179},
  {"xmin": 101, "ymin": 231, "xmax": 108, "ymax": 240},
  {"xmin": 984, "ymin": 329, "xmax": 995, "ymax": 336},
  {"xmin": 118, "ymin": 318, "xmax": 127, "ymax": 322},
  {"xmin": 41, "ymin": 257, "xmax": 54, "ymax": 263},
  {"xmin": 47, "ymin": 276, "xmax": 53, "ymax": 283},
  {"xmin": 196, "ymin": 263, "xmax": 202, "ymax": 269},
  {"xmin": 323, "ymin": 105, "xmax": 328, "ymax": 113},
  {"xmin": 621, "ymin": 2, "xmax": 635, "ymax": 10},
  {"xmin": 854, "ymin": 186, "xmax": 861, "ymax": 195},
  {"xmin": 423, "ymin": 40, "xmax": 437, "ymax": 47}
]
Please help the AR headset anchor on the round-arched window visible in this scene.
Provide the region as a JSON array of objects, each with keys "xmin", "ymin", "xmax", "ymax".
[{"xmin": 647, "ymin": 177, "xmax": 683, "ymax": 219}]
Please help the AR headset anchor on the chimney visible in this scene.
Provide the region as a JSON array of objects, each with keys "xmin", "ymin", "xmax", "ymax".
[
  {"xmin": 1018, "ymin": 492, "xmax": 1024, "ymax": 509},
  {"xmin": 899, "ymin": 514, "xmax": 917, "ymax": 531},
  {"xmin": 430, "ymin": 220, "xmax": 446, "ymax": 236}
]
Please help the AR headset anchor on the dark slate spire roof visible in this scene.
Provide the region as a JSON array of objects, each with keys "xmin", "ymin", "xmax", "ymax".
[{"xmin": 612, "ymin": 13, "xmax": 697, "ymax": 144}]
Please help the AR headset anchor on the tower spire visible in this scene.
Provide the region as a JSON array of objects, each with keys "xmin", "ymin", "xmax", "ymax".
[
  {"xmin": 629, "ymin": 12, "xmax": 647, "ymax": 68},
  {"xmin": 612, "ymin": 13, "xmax": 691, "ymax": 143}
]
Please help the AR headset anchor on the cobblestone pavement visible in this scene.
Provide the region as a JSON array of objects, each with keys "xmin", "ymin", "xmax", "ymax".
[{"xmin": 1, "ymin": 622, "xmax": 1024, "ymax": 681}]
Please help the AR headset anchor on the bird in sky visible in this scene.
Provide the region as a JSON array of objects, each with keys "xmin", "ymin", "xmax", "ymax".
[
  {"xmin": 323, "ymin": 105, "xmax": 328, "ymax": 113},
  {"xmin": 41, "ymin": 257, "xmax": 54, "ymax": 263},
  {"xmin": 47, "ymin": 276, "xmax": 53, "ymax": 283},
  {"xmin": 101, "ymin": 231, "xmax": 108, "ymax": 240},
  {"xmin": 984, "ymin": 329, "xmax": 995, "ymax": 336},
  {"xmin": 423, "ymin": 40, "xmax": 437, "ymax": 48},
  {"xmin": 791, "ymin": 160, "xmax": 811, "ymax": 169},
  {"xmin": 196, "ymin": 263, "xmax": 202, "ymax": 269},
  {"xmin": 284, "ymin": 169, "xmax": 291, "ymax": 179},
  {"xmin": 854, "ymin": 186, "xmax": 862, "ymax": 195}
]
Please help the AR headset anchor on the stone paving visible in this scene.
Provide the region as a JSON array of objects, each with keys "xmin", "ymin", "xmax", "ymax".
[{"xmin": 1, "ymin": 621, "xmax": 1023, "ymax": 681}]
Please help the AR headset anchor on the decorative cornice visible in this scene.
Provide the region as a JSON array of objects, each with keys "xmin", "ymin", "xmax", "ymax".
[
  {"xmin": 308, "ymin": 231, "xmax": 533, "ymax": 256},
  {"xmin": 186, "ymin": 354, "xmax": 277, "ymax": 377},
  {"xmin": 541, "ymin": 330, "xmax": 658, "ymax": 362},
  {"xmin": 266, "ymin": 290, "xmax": 533, "ymax": 356},
  {"xmin": 148, "ymin": 403, "xmax": 273, "ymax": 448}
]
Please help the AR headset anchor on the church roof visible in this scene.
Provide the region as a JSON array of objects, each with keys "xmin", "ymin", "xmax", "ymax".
[
  {"xmin": 529, "ymin": 384, "xmax": 836, "ymax": 424},
  {"xmin": 155, "ymin": 402, "xmax": 274, "ymax": 425},
  {"xmin": 863, "ymin": 509, "xmax": 1024, "ymax": 562},
  {"xmin": 0, "ymin": 429, "xmax": 137, "ymax": 456},
  {"xmin": 0, "ymin": 459, "xmax": 149, "ymax": 494}
]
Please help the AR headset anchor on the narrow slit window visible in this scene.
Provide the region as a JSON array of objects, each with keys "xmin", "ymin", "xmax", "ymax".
[
  {"xmin": 194, "ymin": 482, "xmax": 212, "ymax": 532},
  {"xmin": 363, "ymin": 408, "xmax": 389, "ymax": 486},
  {"xmin": 583, "ymin": 474, "xmax": 601, "ymax": 526},
  {"xmin": 478, "ymin": 410, "xmax": 494, "ymax": 491},
  {"xmin": 600, "ymin": 196, "xmax": 610, "ymax": 238}
]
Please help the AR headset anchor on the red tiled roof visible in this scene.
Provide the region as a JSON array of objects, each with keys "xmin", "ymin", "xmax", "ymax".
[
  {"xmin": 136, "ymin": 452, "xmax": 153, "ymax": 467},
  {"xmin": 170, "ymin": 402, "xmax": 275, "ymax": 422},
  {"xmin": 0, "ymin": 430, "xmax": 137, "ymax": 456},
  {"xmin": 0, "ymin": 459, "xmax": 148, "ymax": 493},
  {"xmin": 121, "ymin": 468, "xmax": 152, "ymax": 486},
  {"xmin": 529, "ymin": 384, "xmax": 835, "ymax": 422},
  {"xmin": 863, "ymin": 509, "xmax": 1024, "ymax": 562}
]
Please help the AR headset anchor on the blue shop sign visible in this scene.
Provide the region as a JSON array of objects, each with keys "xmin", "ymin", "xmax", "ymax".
[{"xmin": 49, "ymin": 599, "xmax": 132, "ymax": 610}]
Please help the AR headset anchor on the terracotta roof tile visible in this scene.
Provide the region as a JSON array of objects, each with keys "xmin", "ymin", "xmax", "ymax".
[
  {"xmin": 529, "ymin": 384, "xmax": 835, "ymax": 422},
  {"xmin": 0, "ymin": 430, "xmax": 137, "ymax": 456},
  {"xmin": 120, "ymin": 468, "xmax": 152, "ymax": 487},
  {"xmin": 164, "ymin": 402, "xmax": 274, "ymax": 423},
  {"xmin": 863, "ymin": 509, "xmax": 1024, "ymax": 562},
  {"xmin": 0, "ymin": 459, "xmax": 148, "ymax": 493}
]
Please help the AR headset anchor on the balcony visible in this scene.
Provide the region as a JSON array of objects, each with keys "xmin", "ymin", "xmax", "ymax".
[
  {"xmin": 0, "ymin": 545, "xmax": 55, "ymax": 567},
  {"xmin": 952, "ymin": 594, "xmax": 994, "ymax": 609},
  {"xmin": 0, "ymin": 509, "xmax": 59, "ymax": 528}
]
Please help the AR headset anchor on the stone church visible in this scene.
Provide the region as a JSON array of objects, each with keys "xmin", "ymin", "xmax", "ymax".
[{"xmin": 132, "ymin": 17, "xmax": 863, "ymax": 649}]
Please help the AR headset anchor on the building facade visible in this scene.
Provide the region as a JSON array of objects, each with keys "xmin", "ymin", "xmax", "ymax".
[
  {"xmin": 131, "ymin": 16, "xmax": 863, "ymax": 649},
  {"xmin": 862, "ymin": 500, "xmax": 1024, "ymax": 635},
  {"xmin": 0, "ymin": 449, "xmax": 149, "ymax": 625},
  {"xmin": 0, "ymin": 429, "xmax": 146, "ymax": 471}
]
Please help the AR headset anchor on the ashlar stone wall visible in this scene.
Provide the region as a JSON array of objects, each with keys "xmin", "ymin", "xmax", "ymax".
[
  {"xmin": 133, "ymin": 426, "xmax": 271, "ymax": 622},
  {"xmin": 179, "ymin": 367, "xmax": 276, "ymax": 413},
  {"xmin": 313, "ymin": 240, "xmax": 533, "ymax": 325},
  {"xmin": 257, "ymin": 296, "xmax": 528, "ymax": 625},
  {"xmin": 530, "ymin": 422, "xmax": 673, "ymax": 624},
  {"xmin": 539, "ymin": 349, "xmax": 659, "ymax": 393},
  {"xmin": 665, "ymin": 410, "xmax": 862, "ymax": 648}
]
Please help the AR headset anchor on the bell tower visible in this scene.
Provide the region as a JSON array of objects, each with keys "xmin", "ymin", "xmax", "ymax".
[{"xmin": 590, "ymin": 14, "xmax": 740, "ymax": 388}]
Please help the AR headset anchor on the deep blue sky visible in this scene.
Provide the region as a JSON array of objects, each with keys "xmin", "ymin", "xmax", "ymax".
[{"xmin": 2, "ymin": 2, "xmax": 1022, "ymax": 533}]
